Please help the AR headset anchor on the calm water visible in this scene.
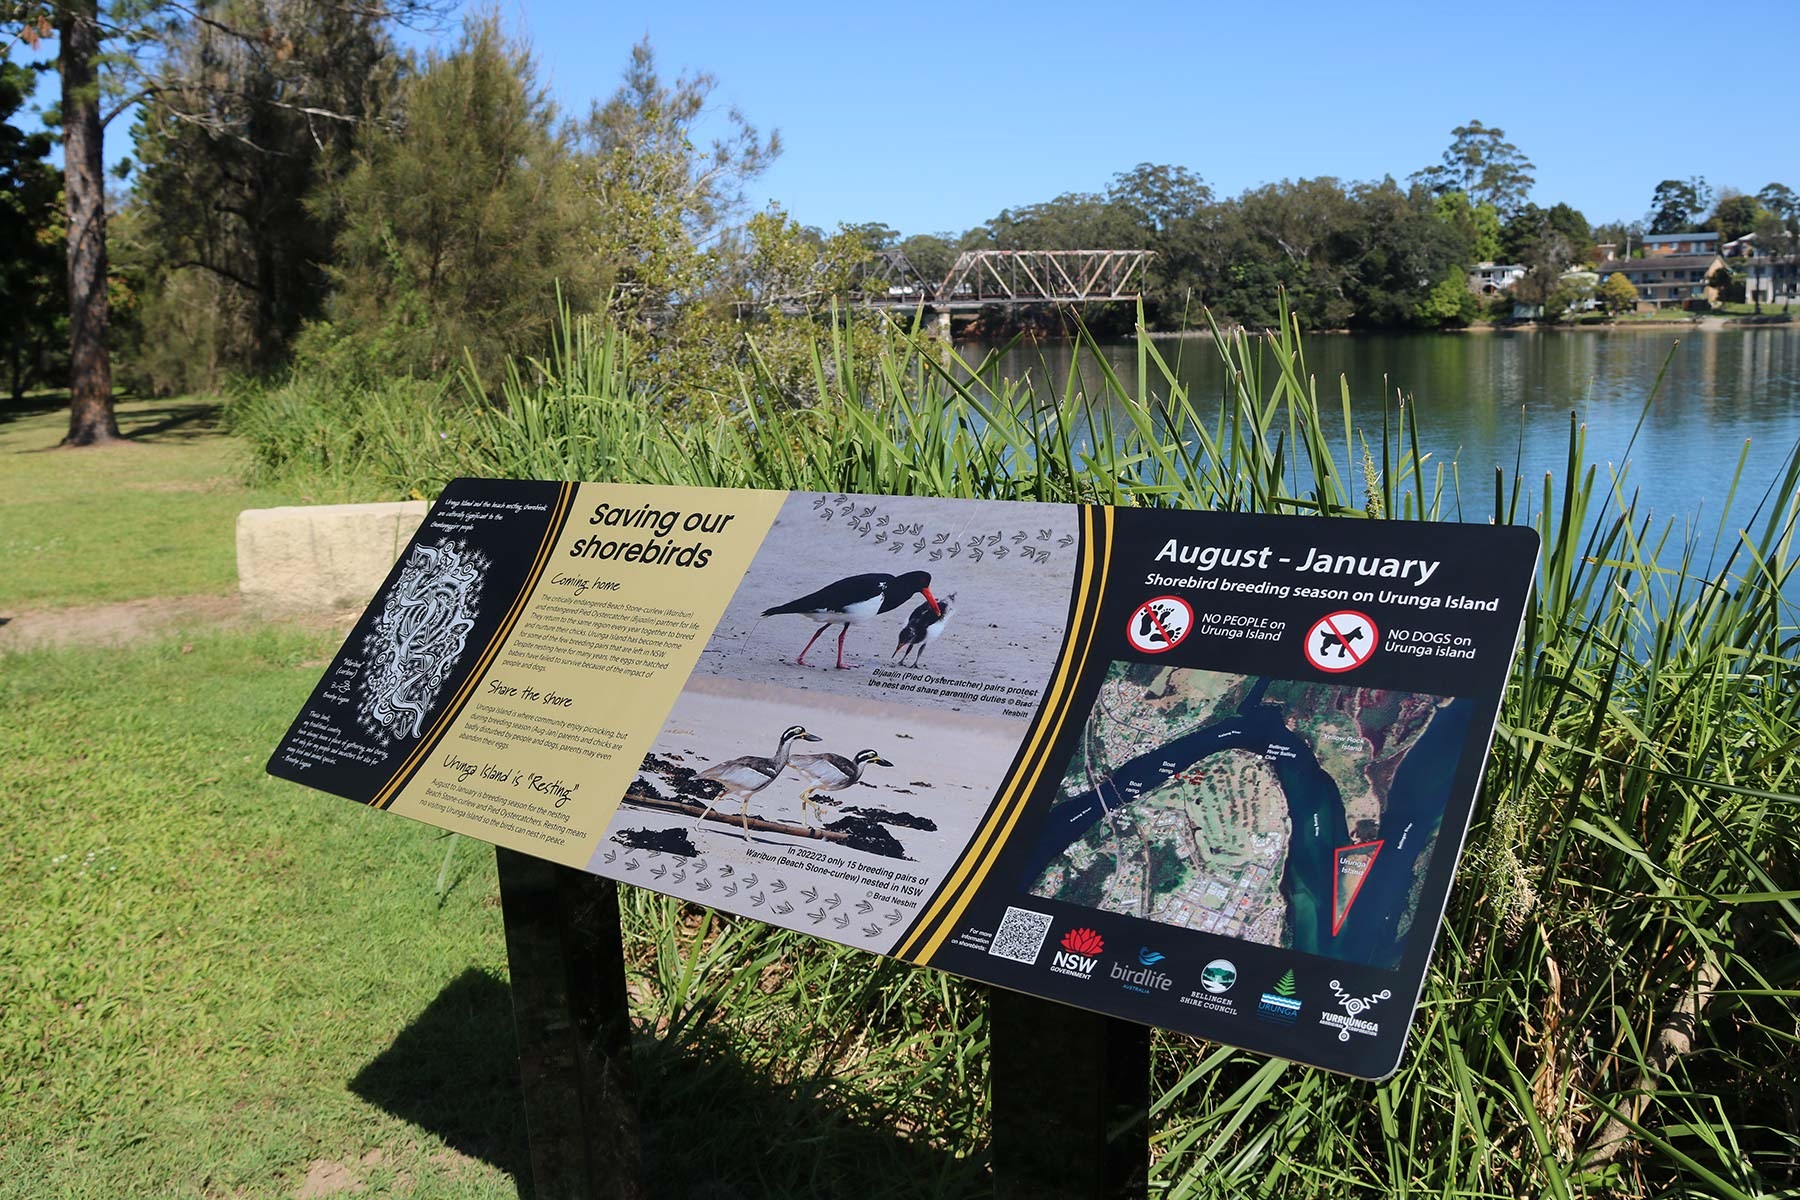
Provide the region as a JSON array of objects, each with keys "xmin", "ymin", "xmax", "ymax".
[{"xmin": 983, "ymin": 327, "xmax": 1800, "ymax": 533}]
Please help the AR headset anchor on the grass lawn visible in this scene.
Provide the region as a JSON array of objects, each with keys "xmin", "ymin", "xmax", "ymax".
[
  {"xmin": 0, "ymin": 629, "xmax": 528, "ymax": 1198},
  {"xmin": 0, "ymin": 394, "xmax": 304, "ymax": 610}
]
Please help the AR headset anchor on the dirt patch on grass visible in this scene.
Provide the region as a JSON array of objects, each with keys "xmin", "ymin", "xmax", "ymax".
[
  {"xmin": 0, "ymin": 594, "xmax": 357, "ymax": 651},
  {"xmin": 295, "ymin": 1159, "xmax": 363, "ymax": 1198}
]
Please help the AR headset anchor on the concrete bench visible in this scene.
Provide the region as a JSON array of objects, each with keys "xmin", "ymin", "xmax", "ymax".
[{"xmin": 237, "ymin": 501, "xmax": 428, "ymax": 617}]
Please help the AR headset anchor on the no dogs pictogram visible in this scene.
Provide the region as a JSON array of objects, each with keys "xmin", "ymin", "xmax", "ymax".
[
  {"xmin": 1305, "ymin": 610, "xmax": 1378, "ymax": 672},
  {"xmin": 1128, "ymin": 596, "xmax": 1193, "ymax": 654}
]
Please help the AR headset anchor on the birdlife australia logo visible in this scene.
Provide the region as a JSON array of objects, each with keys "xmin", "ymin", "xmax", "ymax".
[
  {"xmin": 1111, "ymin": 946, "xmax": 1173, "ymax": 994},
  {"xmin": 1319, "ymin": 979, "xmax": 1393, "ymax": 1042},
  {"xmin": 1049, "ymin": 927, "xmax": 1104, "ymax": 981}
]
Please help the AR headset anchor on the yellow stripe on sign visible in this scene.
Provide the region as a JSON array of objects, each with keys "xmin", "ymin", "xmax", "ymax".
[
  {"xmin": 373, "ymin": 481, "xmax": 577, "ymax": 810},
  {"xmin": 896, "ymin": 505, "xmax": 1111, "ymax": 962},
  {"xmin": 912, "ymin": 506, "xmax": 1113, "ymax": 965}
]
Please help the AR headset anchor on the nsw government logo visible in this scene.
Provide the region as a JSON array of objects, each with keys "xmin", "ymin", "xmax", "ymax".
[
  {"xmin": 1256, "ymin": 969, "xmax": 1303, "ymax": 1024},
  {"xmin": 1111, "ymin": 947, "xmax": 1173, "ymax": 994},
  {"xmin": 1181, "ymin": 958, "xmax": 1239, "ymax": 1015},
  {"xmin": 1049, "ymin": 928, "xmax": 1104, "ymax": 980},
  {"xmin": 1319, "ymin": 979, "xmax": 1392, "ymax": 1042}
]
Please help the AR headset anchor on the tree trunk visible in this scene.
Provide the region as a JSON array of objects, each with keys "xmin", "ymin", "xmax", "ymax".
[{"xmin": 58, "ymin": 0, "xmax": 121, "ymax": 447}]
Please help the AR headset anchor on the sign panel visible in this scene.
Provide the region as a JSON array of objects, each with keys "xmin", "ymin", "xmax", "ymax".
[{"xmin": 269, "ymin": 479, "xmax": 1537, "ymax": 1079}]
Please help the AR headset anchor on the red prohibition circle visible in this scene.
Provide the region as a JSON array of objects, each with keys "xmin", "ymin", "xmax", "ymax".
[
  {"xmin": 1303, "ymin": 610, "xmax": 1379, "ymax": 673},
  {"xmin": 1128, "ymin": 595, "xmax": 1194, "ymax": 654}
]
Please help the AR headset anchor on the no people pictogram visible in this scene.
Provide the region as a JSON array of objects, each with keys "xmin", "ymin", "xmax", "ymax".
[
  {"xmin": 1305, "ymin": 610, "xmax": 1378, "ymax": 672},
  {"xmin": 1127, "ymin": 595, "xmax": 1193, "ymax": 654}
]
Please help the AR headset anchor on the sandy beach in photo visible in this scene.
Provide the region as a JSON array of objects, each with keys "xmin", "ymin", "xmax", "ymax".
[
  {"xmin": 694, "ymin": 491, "xmax": 1080, "ymax": 723},
  {"xmin": 588, "ymin": 675, "xmax": 1029, "ymax": 953}
]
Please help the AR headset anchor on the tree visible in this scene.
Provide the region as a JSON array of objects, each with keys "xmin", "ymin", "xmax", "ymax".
[
  {"xmin": 1544, "ymin": 274, "xmax": 1595, "ymax": 323},
  {"xmin": 1755, "ymin": 182, "xmax": 1797, "ymax": 226},
  {"xmin": 1433, "ymin": 190, "xmax": 1501, "ymax": 262},
  {"xmin": 315, "ymin": 14, "xmax": 597, "ymax": 381},
  {"xmin": 1597, "ymin": 272, "xmax": 1638, "ymax": 315},
  {"xmin": 0, "ymin": 58, "xmax": 66, "ymax": 401},
  {"xmin": 1501, "ymin": 202, "xmax": 1592, "ymax": 273},
  {"xmin": 4, "ymin": 0, "xmax": 440, "ymax": 445},
  {"xmin": 1411, "ymin": 120, "xmax": 1536, "ymax": 215},
  {"xmin": 582, "ymin": 37, "xmax": 779, "ymax": 330},
  {"xmin": 1707, "ymin": 192, "xmax": 1764, "ymax": 244},
  {"xmin": 126, "ymin": 0, "xmax": 402, "ymax": 386},
  {"xmin": 1648, "ymin": 177, "xmax": 1712, "ymax": 234}
]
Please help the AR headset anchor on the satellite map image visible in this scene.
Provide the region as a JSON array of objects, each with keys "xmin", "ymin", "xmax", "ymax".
[{"xmin": 1023, "ymin": 664, "xmax": 1475, "ymax": 968}]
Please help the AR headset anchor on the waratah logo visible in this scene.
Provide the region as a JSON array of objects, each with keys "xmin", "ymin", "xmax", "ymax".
[{"xmin": 1062, "ymin": 928, "xmax": 1104, "ymax": 956}]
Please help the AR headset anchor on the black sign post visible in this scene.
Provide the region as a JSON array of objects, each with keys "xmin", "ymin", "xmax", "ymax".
[
  {"xmin": 990, "ymin": 988, "xmax": 1150, "ymax": 1199},
  {"xmin": 495, "ymin": 848, "xmax": 645, "ymax": 1200}
]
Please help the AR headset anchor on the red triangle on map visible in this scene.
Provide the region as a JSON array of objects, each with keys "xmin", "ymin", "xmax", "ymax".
[{"xmin": 1331, "ymin": 839, "xmax": 1384, "ymax": 936}]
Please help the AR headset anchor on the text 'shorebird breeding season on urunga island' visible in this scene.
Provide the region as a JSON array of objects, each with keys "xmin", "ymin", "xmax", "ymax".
[{"xmin": 269, "ymin": 479, "xmax": 1538, "ymax": 1078}]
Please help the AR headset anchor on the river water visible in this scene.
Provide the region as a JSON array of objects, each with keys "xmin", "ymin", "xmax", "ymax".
[{"xmin": 982, "ymin": 327, "xmax": 1800, "ymax": 534}]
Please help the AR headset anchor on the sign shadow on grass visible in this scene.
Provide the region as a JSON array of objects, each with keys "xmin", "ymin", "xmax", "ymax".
[
  {"xmin": 348, "ymin": 967, "xmax": 533, "ymax": 1195},
  {"xmin": 353, "ymin": 966, "xmax": 988, "ymax": 1199}
]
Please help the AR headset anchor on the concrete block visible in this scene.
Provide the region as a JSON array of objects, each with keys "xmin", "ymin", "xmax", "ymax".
[{"xmin": 237, "ymin": 501, "xmax": 429, "ymax": 616}]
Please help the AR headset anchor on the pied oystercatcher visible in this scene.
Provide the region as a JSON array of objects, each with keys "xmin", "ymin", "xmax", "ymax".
[
  {"xmin": 789, "ymin": 748, "xmax": 894, "ymax": 826},
  {"xmin": 694, "ymin": 724, "xmax": 821, "ymax": 834},
  {"xmin": 893, "ymin": 591, "xmax": 956, "ymax": 666},
  {"xmin": 762, "ymin": 571, "xmax": 939, "ymax": 669}
]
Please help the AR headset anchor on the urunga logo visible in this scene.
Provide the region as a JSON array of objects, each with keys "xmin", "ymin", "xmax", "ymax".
[{"xmin": 1062, "ymin": 928, "xmax": 1104, "ymax": 956}]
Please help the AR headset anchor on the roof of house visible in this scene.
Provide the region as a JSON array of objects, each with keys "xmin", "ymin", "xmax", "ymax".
[
  {"xmin": 1598, "ymin": 254, "xmax": 1722, "ymax": 274},
  {"xmin": 1643, "ymin": 232, "xmax": 1718, "ymax": 243}
]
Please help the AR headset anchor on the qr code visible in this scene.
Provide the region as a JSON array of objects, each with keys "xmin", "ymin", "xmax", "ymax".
[{"xmin": 988, "ymin": 907, "xmax": 1054, "ymax": 964}]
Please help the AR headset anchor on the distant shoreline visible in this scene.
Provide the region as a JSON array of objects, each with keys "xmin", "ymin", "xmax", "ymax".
[{"xmin": 970, "ymin": 315, "xmax": 1797, "ymax": 343}]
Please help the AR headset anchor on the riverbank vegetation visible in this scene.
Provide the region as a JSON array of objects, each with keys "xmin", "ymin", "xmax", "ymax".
[{"xmin": 10, "ymin": 307, "xmax": 1785, "ymax": 1194}]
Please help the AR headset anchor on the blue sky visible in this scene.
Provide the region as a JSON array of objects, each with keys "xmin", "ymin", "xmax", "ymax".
[
  {"xmin": 12, "ymin": 0, "xmax": 1794, "ymax": 235},
  {"xmin": 456, "ymin": 0, "xmax": 1794, "ymax": 237}
]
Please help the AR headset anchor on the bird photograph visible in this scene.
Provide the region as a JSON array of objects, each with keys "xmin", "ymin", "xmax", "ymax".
[
  {"xmin": 691, "ymin": 723, "xmax": 821, "ymax": 833},
  {"xmin": 761, "ymin": 570, "xmax": 939, "ymax": 670},
  {"xmin": 892, "ymin": 590, "xmax": 955, "ymax": 667},
  {"xmin": 692, "ymin": 491, "xmax": 1079, "ymax": 716},
  {"xmin": 787, "ymin": 747, "xmax": 895, "ymax": 827}
]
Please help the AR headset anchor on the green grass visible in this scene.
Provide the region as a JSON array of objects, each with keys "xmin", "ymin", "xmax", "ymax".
[
  {"xmin": 0, "ymin": 629, "xmax": 995, "ymax": 1198},
  {"xmin": 0, "ymin": 394, "xmax": 306, "ymax": 610},
  {"xmin": 0, "ymin": 629, "xmax": 525, "ymax": 1198}
]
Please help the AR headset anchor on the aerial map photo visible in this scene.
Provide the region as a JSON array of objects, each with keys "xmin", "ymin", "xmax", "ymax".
[{"xmin": 1023, "ymin": 664, "xmax": 1476, "ymax": 969}]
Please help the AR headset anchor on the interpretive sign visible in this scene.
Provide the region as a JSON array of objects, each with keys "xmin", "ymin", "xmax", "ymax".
[{"xmin": 269, "ymin": 479, "xmax": 1537, "ymax": 1078}]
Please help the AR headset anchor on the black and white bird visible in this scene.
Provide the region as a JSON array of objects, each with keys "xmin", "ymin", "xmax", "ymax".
[
  {"xmin": 762, "ymin": 571, "xmax": 940, "ymax": 669},
  {"xmin": 694, "ymin": 724, "xmax": 822, "ymax": 834},
  {"xmin": 892, "ymin": 590, "xmax": 955, "ymax": 667},
  {"xmin": 789, "ymin": 748, "xmax": 894, "ymax": 826}
]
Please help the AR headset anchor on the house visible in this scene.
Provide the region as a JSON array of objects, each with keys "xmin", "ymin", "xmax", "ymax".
[
  {"xmin": 1745, "ymin": 254, "xmax": 1799, "ymax": 308},
  {"xmin": 1641, "ymin": 232, "xmax": 1720, "ymax": 258},
  {"xmin": 1467, "ymin": 262, "xmax": 1526, "ymax": 295},
  {"xmin": 1595, "ymin": 253, "xmax": 1726, "ymax": 311},
  {"xmin": 1723, "ymin": 233, "xmax": 1759, "ymax": 258}
]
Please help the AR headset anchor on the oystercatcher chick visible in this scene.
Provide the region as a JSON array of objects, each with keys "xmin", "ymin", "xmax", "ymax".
[
  {"xmin": 693, "ymin": 724, "xmax": 821, "ymax": 834},
  {"xmin": 762, "ymin": 571, "xmax": 939, "ymax": 669},
  {"xmin": 788, "ymin": 748, "xmax": 894, "ymax": 827},
  {"xmin": 893, "ymin": 590, "xmax": 955, "ymax": 667}
]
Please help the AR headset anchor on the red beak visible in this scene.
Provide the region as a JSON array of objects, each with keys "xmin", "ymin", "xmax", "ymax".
[{"xmin": 921, "ymin": 586, "xmax": 942, "ymax": 617}]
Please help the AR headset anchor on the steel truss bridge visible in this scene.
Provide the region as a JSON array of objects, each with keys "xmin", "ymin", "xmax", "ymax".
[{"xmin": 760, "ymin": 249, "xmax": 1153, "ymax": 314}]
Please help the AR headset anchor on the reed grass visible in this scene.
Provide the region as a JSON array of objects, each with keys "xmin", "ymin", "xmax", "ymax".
[{"xmin": 230, "ymin": 306, "xmax": 1799, "ymax": 1197}]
